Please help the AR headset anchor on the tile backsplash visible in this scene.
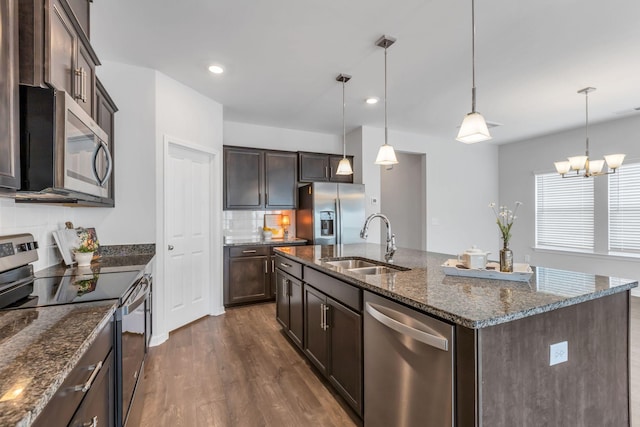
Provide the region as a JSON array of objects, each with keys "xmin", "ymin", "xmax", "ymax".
[{"xmin": 223, "ymin": 210, "xmax": 296, "ymax": 242}]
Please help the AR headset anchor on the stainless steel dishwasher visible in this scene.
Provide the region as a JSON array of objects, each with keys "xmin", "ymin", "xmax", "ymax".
[{"xmin": 364, "ymin": 291, "xmax": 455, "ymax": 427}]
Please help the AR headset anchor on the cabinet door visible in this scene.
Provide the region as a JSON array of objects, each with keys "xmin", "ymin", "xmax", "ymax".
[
  {"xmin": 288, "ymin": 276, "xmax": 304, "ymax": 349},
  {"xmin": 76, "ymin": 41, "xmax": 95, "ymax": 117},
  {"xmin": 95, "ymin": 79, "xmax": 117, "ymax": 206},
  {"xmin": 50, "ymin": 0, "xmax": 76, "ymax": 96},
  {"xmin": 299, "ymin": 152, "xmax": 329, "ymax": 182},
  {"xmin": 0, "ymin": 0, "xmax": 20, "ymax": 190},
  {"xmin": 275, "ymin": 270, "xmax": 290, "ymax": 330},
  {"xmin": 224, "ymin": 147, "xmax": 264, "ymax": 209},
  {"xmin": 68, "ymin": 350, "xmax": 114, "ymax": 427},
  {"xmin": 265, "ymin": 151, "xmax": 297, "ymax": 208},
  {"xmin": 304, "ymin": 285, "xmax": 328, "ymax": 374},
  {"xmin": 327, "ymin": 296, "xmax": 362, "ymax": 414},
  {"xmin": 227, "ymin": 256, "xmax": 270, "ymax": 304},
  {"xmin": 66, "ymin": 0, "xmax": 90, "ymax": 39},
  {"xmin": 329, "ymin": 155, "xmax": 354, "ymax": 183}
]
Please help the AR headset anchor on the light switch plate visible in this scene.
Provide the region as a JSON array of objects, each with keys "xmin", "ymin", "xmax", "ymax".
[{"xmin": 549, "ymin": 341, "xmax": 568, "ymax": 366}]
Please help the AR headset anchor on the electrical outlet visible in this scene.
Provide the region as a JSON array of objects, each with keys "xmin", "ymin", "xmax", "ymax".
[
  {"xmin": 549, "ymin": 341, "xmax": 568, "ymax": 366},
  {"xmin": 524, "ymin": 254, "xmax": 531, "ymax": 263}
]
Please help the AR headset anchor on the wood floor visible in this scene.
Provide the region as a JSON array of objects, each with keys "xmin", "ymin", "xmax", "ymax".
[
  {"xmin": 139, "ymin": 302, "xmax": 358, "ymax": 427},
  {"xmin": 141, "ymin": 297, "xmax": 640, "ymax": 427}
]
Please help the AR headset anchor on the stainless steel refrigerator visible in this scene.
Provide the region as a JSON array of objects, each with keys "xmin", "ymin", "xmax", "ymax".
[{"xmin": 296, "ymin": 183, "xmax": 366, "ymax": 245}]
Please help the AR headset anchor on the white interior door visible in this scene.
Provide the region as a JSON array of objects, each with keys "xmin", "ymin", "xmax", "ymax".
[{"xmin": 166, "ymin": 142, "xmax": 213, "ymax": 331}]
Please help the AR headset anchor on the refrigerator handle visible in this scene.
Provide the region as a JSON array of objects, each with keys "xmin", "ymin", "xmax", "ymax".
[{"xmin": 336, "ymin": 198, "xmax": 342, "ymax": 245}]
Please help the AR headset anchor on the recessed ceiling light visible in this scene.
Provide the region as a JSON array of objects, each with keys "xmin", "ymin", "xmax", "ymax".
[
  {"xmin": 365, "ymin": 97, "xmax": 379, "ymax": 105},
  {"xmin": 208, "ymin": 65, "xmax": 224, "ymax": 74}
]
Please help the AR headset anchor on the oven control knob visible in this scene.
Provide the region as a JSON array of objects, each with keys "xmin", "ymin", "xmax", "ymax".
[{"xmin": 17, "ymin": 243, "xmax": 27, "ymax": 252}]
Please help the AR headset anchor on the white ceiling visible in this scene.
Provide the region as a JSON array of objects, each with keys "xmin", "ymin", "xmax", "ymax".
[{"xmin": 91, "ymin": 0, "xmax": 640, "ymax": 145}]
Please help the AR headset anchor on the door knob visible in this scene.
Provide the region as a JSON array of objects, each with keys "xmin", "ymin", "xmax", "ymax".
[{"xmin": 168, "ymin": 245, "xmax": 174, "ymax": 251}]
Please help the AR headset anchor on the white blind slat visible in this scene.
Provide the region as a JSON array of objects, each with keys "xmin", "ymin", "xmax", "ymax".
[
  {"xmin": 609, "ymin": 162, "xmax": 640, "ymax": 254},
  {"xmin": 535, "ymin": 172, "xmax": 594, "ymax": 251}
]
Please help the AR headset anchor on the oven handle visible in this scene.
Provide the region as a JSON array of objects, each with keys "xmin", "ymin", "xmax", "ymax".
[
  {"xmin": 92, "ymin": 140, "xmax": 113, "ymax": 187},
  {"xmin": 122, "ymin": 276, "xmax": 150, "ymax": 316}
]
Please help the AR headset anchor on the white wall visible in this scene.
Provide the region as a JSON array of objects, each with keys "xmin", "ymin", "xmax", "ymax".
[
  {"xmin": 499, "ymin": 114, "xmax": 640, "ymax": 286},
  {"xmin": 224, "ymin": 121, "xmax": 342, "ymax": 153},
  {"xmin": 381, "ymin": 152, "xmax": 426, "ymax": 251},
  {"xmin": 356, "ymin": 126, "xmax": 500, "ymax": 256}
]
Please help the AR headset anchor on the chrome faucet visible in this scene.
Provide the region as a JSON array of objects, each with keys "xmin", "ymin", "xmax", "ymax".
[{"xmin": 360, "ymin": 213, "xmax": 397, "ymax": 261}]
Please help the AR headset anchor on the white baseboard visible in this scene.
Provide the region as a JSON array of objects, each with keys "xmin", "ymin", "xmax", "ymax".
[
  {"xmin": 149, "ymin": 333, "xmax": 169, "ymax": 347},
  {"xmin": 210, "ymin": 305, "xmax": 225, "ymax": 316}
]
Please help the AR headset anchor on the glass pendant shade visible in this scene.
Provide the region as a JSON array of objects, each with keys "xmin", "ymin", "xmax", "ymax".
[
  {"xmin": 568, "ymin": 155, "xmax": 588, "ymax": 171},
  {"xmin": 604, "ymin": 153, "xmax": 625, "ymax": 170},
  {"xmin": 375, "ymin": 144, "xmax": 399, "ymax": 165},
  {"xmin": 554, "ymin": 161, "xmax": 571, "ymax": 175},
  {"xmin": 456, "ymin": 112, "xmax": 492, "ymax": 144},
  {"xmin": 587, "ymin": 159, "xmax": 605, "ymax": 175},
  {"xmin": 336, "ymin": 157, "xmax": 353, "ymax": 175}
]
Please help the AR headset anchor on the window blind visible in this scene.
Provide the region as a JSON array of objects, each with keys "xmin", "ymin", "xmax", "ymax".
[
  {"xmin": 535, "ymin": 172, "xmax": 594, "ymax": 250},
  {"xmin": 609, "ymin": 162, "xmax": 640, "ymax": 254}
]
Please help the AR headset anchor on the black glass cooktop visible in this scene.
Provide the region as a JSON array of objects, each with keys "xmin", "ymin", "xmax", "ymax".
[{"xmin": 4, "ymin": 269, "xmax": 141, "ymax": 309}]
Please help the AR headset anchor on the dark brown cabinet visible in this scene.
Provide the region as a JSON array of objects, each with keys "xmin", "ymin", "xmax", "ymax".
[
  {"xmin": 275, "ymin": 269, "xmax": 303, "ymax": 349},
  {"xmin": 303, "ymin": 279, "xmax": 363, "ymax": 415},
  {"xmin": 224, "ymin": 246, "xmax": 271, "ymax": 306},
  {"xmin": 19, "ymin": 0, "xmax": 100, "ymax": 117},
  {"xmin": 0, "ymin": 0, "xmax": 20, "ymax": 191},
  {"xmin": 298, "ymin": 152, "xmax": 354, "ymax": 183},
  {"xmin": 68, "ymin": 350, "xmax": 115, "ymax": 427},
  {"xmin": 224, "ymin": 146, "xmax": 297, "ymax": 210}
]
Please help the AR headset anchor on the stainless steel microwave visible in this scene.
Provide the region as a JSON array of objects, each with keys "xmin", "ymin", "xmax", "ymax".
[{"xmin": 17, "ymin": 85, "xmax": 113, "ymax": 206}]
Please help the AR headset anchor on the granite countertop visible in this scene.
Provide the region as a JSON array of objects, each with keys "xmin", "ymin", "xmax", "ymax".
[
  {"xmin": 223, "ymin": 237, "xmax": 307, "ymax": 247},
  {"xmin": 0, "ymin": 301, "xmax": 117, "ymax": 427},
  {"xmin": 35, "ymin": 253, "xmax": 156, "ymax": 278},
  {"xmin": 274, "ymin": 243, "xmax": 638, "ymax": 329}
]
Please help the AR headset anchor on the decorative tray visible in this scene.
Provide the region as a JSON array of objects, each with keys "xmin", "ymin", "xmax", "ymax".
[{"xmin": 441, "ymin": 259, "xmax": 534, "ymax": 282}]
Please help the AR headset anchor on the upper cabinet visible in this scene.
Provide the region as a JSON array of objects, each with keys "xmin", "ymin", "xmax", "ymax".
[
  {"xmin": 0, "ymin": 0, "xmax": 20, "ymax": 191},
  {"xmin": 95, "ymin": 78, "xmax": 118, "ymax": 206},
  {"xmin": 299, "ymin": 152, "xmax": 354, "ymax": 183},
  {"xmin": 19, "ymin": 0, "xmax": 99, "ymax": 117},
  {"xmin": 224, "ymin": 146, "xmax": 297, "ymax": 210}
]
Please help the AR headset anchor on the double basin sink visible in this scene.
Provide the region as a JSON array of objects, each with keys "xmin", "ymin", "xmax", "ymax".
[{"xmin": 323, "ymin": 258, "xmax": 409, "ymax": 276}]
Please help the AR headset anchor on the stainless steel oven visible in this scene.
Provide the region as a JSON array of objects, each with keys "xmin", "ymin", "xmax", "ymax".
[{"xmin": 117, "ymin": 272, "xmax": 151, "ymax": 427}]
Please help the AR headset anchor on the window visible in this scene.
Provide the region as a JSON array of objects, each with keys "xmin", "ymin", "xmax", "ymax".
[
  {"xmin": 609, "ymin": 162, "xmax": 640, "ymax": 254},
  {"xmin": 535, "ymin": 172, "xmax": 594, "ymax": 251}
]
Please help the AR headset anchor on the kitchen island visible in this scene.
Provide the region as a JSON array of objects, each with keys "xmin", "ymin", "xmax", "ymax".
[{"xmin": 274, "ymin": 243, "xmax": 638, "ymax": 426}]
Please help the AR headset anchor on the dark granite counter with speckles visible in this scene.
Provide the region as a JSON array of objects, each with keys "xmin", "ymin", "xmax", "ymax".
[
  {"xmin": 0, "ymin": 301, "xmax": 116, "ymax": 427},
  {"xmin": 274, "ymin": 243, "xmax": 638, "ymax": 329}
]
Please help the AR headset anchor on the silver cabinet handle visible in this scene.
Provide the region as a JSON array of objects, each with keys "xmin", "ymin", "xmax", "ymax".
[
  {"xmin": 320, "ymin": 303, "xmax": 325, "ymax": 329},
  {"xmin": 282, "ymin": 278, "xmax": 288, "ymax": 298},
  {"xmin": 365, "ymin": 302, "xmax": 449, "ymax": 351},
  {"xmin": 73, "ymin": 361, "xmax": 103, "ymax": 392},
  {"xmin": 82, "ymin": 416, "xmax": 98, "ymax": 427},
  {"xmin": 168, "ymin": 245, "xmax": 174, "ymax": 251},
  {"xmin": 271, "ymin": 259, "xmax": 275, "ymax": 272},
  {"xmin": 323, "ymin": 304, "xmax": 330, "ymax": 330},
  {"xmin": 264, "ymin": 260, "xmax": 268, "ymax": 273},
  {"xmin": 265, "ymin": 193, "xmax": 269, "ymax": 206},
  {"xmin": 74, "ymin": 67, "xmax": 87, "ymax": 102},
  {"xmin": 280, "ymin": 262, "xmax": 292, "ymax": 268},
  {"xmin": 242, "ymin": 250, "xmax": 257, "ymax": 254}
]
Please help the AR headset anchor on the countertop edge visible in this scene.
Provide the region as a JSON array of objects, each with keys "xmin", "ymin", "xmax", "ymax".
[
  {"xmin": 223, "ymin": 239, "xmax": 307, "ymax": 247},
  {"xmin": 274, "ymin": 249, "xmax": 638, "ymax": 329}
]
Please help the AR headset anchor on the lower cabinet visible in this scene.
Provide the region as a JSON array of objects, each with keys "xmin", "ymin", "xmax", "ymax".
[
  {"xmin": 303, "ymin": 283, "xmax": 363, "ymax": 415},
  {"xmin": 33, "ymin": 318, "xmax": 114, "ymax": 427},
  {"xmin": 225, "ymin": 247, "xmax": 271, "ymax": 306},
  {"xmin": 275, "ymin": 269, "xmax": 303, "ymax": 348}
]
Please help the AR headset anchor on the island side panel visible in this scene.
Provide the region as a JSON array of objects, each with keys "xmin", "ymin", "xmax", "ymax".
[{"xmin": 478, "ymin": 291, "xmax": 630, "ymax": 426}]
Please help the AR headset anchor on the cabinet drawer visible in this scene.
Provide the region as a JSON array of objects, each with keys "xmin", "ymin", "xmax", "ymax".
[
  {"xmin": 32, "ymin": 319, "xmax": 113, "ymax": 427},
  {"xmin": 275, "ymin": 254, "xmax": 303, "ymax": 279},
  {"xmin": 304, "ymin": 266, "xmax": 361, "ymax": 312},
  {"xmin": 229, "ymin": 246, "xmax": 270, "ymax": 257}
]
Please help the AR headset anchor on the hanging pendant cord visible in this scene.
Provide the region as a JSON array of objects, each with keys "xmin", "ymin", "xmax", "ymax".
[
  {"xmin": 384, "ymin": 45, "xmax": 388, "ymax": 145},
  {"xmin": 585, "ymin": 90, "xmax": 590, "ymax": 157},
  {"xmin": 342, "ymin": 80, "xmax": 346, "ymax": 158},
  {"xmin": 471, "ymin": 0, "xmax": 477, "ymax": 113}
]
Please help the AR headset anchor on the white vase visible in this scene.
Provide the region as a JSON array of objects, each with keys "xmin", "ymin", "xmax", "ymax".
[{"xmin": 74, "ymin": 251, "xmax": 94, "ymax": 267}]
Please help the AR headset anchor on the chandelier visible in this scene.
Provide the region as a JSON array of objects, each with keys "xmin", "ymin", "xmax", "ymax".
[{"xmin": 554, "ymin": 87, "xmax": 625, "ymax": 178}]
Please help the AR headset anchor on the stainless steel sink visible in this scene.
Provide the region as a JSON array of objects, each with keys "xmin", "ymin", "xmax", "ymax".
[
  {"xmin": 324, "ymin": 259, "xmax": 378, "ymax": 269},
  {"xmin": 347, "ymin": 266, "xmax": 400, "ymax": 275}
]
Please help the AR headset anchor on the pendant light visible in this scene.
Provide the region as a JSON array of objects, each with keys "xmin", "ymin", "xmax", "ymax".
[
  {"xmin": 554, "ymin": 87, "xmax": 625, "ymax": 178},
  {"xmin": 456, "ymin": 0, "xmax": 492, "ymax": 144},
  {"xmin": 374, "ymin": 35, "xmax": 399, "ymax": 165},
  {"xmin": 335, "ymin": 74, "xmax": 354, "ymax": 175}
]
